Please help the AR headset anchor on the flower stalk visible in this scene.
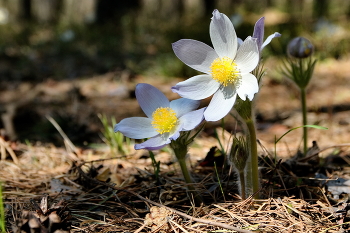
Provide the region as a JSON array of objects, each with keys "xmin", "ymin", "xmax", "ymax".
[
  {"xmin": 246, "ymin": 118, "xmax": 259, "ymax": 198},
  {"xmin": 300, "ymin": 87, "xmax": 308, "ymax": 156},
  {"xmin": 169, "ymin": 135, "xmax": 194, "ymax": 188},
  {"xmin": 170, "ymin": 129, "xmax": 204, "ymax": 205},
  {"xmin": 282, "ymin": 37, "xmax": 316, "ymax": 156},
  {"xmin": 235, "ymin": 98, "xmax": 260, "ymax": 198},
  {"xmin": 234, "ymin": 63, "xmax": 266, "ymax": 198}
]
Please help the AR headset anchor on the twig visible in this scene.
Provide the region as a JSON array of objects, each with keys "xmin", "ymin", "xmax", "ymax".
[
  {"xmin": 75, "ymin": 162, "xmax": 253, "ymax": 233},
  {"xmin": 0, "ymin": 136, "xmax": 19, "ymax": 164}
]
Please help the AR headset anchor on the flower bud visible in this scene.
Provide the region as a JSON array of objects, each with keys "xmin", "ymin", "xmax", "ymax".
[
  {"xmin": 287, "ymin": 37, "xmax": 314, "ymax": 58},
  {"xmin": 229, "ymin": 136, "xmax": 249, "ymax": 171}
]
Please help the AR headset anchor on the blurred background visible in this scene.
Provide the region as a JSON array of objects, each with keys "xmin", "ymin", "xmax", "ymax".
[{"xmin": 0, "ymin": 0, "xmax": 349, "ymax": 146}]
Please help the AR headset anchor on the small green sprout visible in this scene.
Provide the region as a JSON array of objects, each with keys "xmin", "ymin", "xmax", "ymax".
[{"xmin": 98, "ymin": 113, "xmax": 131, "ymax": 156}]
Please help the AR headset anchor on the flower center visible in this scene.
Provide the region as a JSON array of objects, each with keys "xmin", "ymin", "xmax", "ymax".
[
  {"xmin": 151, "ymin": 107, "xmax": 178, "ymax": 134},
  {"xmin": 209, "ymin": 56, "xmax": 240, "ymax": 86}
]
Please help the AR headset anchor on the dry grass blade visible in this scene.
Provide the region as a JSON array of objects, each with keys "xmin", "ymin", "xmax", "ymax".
[
  {"xmin": 0, "ymin": 136, "xmax": 19, "ymax": 164},
  {"xmin": 168, "ymin": 218, "xmax": 189, "ymax": 233},
  {"xmin": 133, "ymin": 222, "xmax": 148, "ymax": 233},
  {"xmin": 46, "ymin": 115, "xmax": 79, "ymax": 161},
  {"xmin": 213, "ymin": 204, "xmax": 250, "ymax": 226}
]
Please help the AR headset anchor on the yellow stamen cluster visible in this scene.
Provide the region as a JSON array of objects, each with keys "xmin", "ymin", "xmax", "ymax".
[
  {"xmin": 209, "ymin": 56, "xmax": 240, "ymax": 86},
  {"xmin": 151, "ymin": 107, "xmax": 178, "ymax": 134}
]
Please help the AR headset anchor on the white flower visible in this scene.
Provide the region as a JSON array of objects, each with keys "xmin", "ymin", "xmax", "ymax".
[
  {"xmin": 114, "ymin": 83, "xmax": 205, "ymax": 150},
  {"xmin": 171, "ymin": 9, "xmax": 259, "ymax": 122}
]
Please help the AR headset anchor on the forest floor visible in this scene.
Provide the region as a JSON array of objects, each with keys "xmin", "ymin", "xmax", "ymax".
[{"xmin": 1, "ymin": 56, "xmax": 350, "ymax": 232}]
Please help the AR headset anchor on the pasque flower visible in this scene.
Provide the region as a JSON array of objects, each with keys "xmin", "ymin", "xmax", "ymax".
[
  {"xmin": 114, "ymin": 83, "xmax": 205, "ymax": 150},
  {"xmin": 251, "ymin": 17, "xmax": 281, "ymax": 53},
  {"xmin": 287, "ymin": 37, "xmax": 313, "ymax": 58},
  {"xmin": 171, "ymin": 9, "xmax": 260, "ymax": 122}
]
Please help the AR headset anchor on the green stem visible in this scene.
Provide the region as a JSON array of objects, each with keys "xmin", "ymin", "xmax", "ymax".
[
  {"xmin": 246, "ymin": 119, "xmax": 259, "ymax": 199},
  {"xmin": 239, "ymin": 170, "xmax": 246, "ymax": 199},
  {"xmin": 177, "ymin": 157, "xmax": 194, "ymax": 190},
  {"xmin": 177, "ymin": 156, "xmax": 203, "ymax": 204},
  {"xmin": 170, "ymin": 139, "xmax": 202, "ymax": 205},
  {"xmin": 301, "ymin": 87, "xmax": 308, "ymax": 156}
]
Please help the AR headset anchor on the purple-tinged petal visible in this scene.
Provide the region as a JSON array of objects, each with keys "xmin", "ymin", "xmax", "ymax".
[
  {"xmin": 237, "ymin": 73, "xmax": 259, "ymax": 101},
  {"xmin": 204, "ymin": 87, "xmax": 237, "ymax": 121},
  {"xmin": 134, "ymin": 134, "xmax": 170, "ymax": 150},
  {"xmin": 210, "ymin": 9, "xmax": 237, "ymax": 59},
  {"xmin": 172, "ymin": 39, "xmax": 218, "ymax": 73},
  {"xmin": 237, "ymin": 37, "xmax": 243, "ymax": 47},
  {"xmin": 171, "ymin": 74, "xmax": 220, "ymax": 100},
  {"xmin": 170, "ymin": 98, "xmax": 200, "ymax": 118},
  {"xmin": 235, "ymin": 37, "xmax": 259, "ymax": 73},
  {"xmin": 261, "ymin": 32, "xmax": 281, "ymax": 51},
  {"xmin": 179, "ymin": 107, "xmax": 206, "ymax": 131},
  {"xmin": 136, "ymin": 83, "xmax": 169, "ymax": 118},
  {"xmin": 169, "ymin": 130, "xmax": 180, "ymax": 140},
  {"xmin": 114, "ymin": 117, "xmax": 157, "ymax": 139},
  {"xmin": 253, "ymin": 17, "xmax": 265, "ymax": 51}
]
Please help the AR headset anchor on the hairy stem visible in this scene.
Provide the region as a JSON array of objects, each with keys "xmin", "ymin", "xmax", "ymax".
[
  {"xmin": 177, "ymin": 156, "xmax": 194, "ymax": 190},
  {"xmin": 239, "ymin": 170, "xmax": 246, "ymax": 199},
  {"xmin": 170, "ymin": 140, "xmax": 202, "ymax": 205},
  {"xmin": 246, "ymin": 119, "xmax": 259, "ymax": 198},
  {"xmin": 301, "ymin": 87, "xmax": 308, "ymax": 156}
]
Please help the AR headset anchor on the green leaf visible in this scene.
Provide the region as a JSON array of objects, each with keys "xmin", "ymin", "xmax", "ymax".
[{"xmin": 275, "ymin": 125, "xmax": 328, "ymax": 144}]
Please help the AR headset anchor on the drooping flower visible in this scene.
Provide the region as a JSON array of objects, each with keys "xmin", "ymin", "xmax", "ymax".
[
  {"xmin": 171, "ymin": 9, "xmax": 260, "ymax": 122},
  {"xmin": 114, "ymin": 83, "xmax": 205, "ymax": 150}
]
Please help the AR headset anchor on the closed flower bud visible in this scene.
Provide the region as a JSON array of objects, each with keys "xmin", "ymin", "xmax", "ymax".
[{"xmin": 287, "ymin": 37, "xmax": 314, "ymax": 58}]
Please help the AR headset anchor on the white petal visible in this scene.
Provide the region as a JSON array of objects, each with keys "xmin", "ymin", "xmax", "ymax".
[
  {"xmin": 136, "ymin": 83, "xmax": 169, "ymax": 118},
  {"xmin": 114, "ymin": 117, "xmax": 158, "ymax": 139},
  {"xmin": 261, "ymin": 32, "xmax": 281, "ymax": 51},
  {"xmin": 179, "ymin": 107, "xmax": 206, "ymax": 131},
  {"xmin": 171, "ymin": 74, "xmax": 220, "ymax": 100},
  {"xmin": 204, "ymin": 88, "xmax": 237, "ymax": 121},
  {"xmin": 237, "ymin": 73, "xmax": 259, "ymax": 101},
  {"xmin": 170, "ymin": 98, "xmax": 200, "ymax": 118},
  {"xmin": 134, "ymin": 134, "xmax": 170, "ymax": 150},
  {"xmin": 235, "ymin": 36, "xmax": 259, "ymax": 73},
  {"xmin": 221, "ymin": 84, "xmax": 237, "ymax": 99},
  {"xmin": 210, "ymin": 9, "xmax": 237, "ymax": 59},
  {"xmin": 172, "ymin": 39, "xmax": 218, "ymax": 73}
]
